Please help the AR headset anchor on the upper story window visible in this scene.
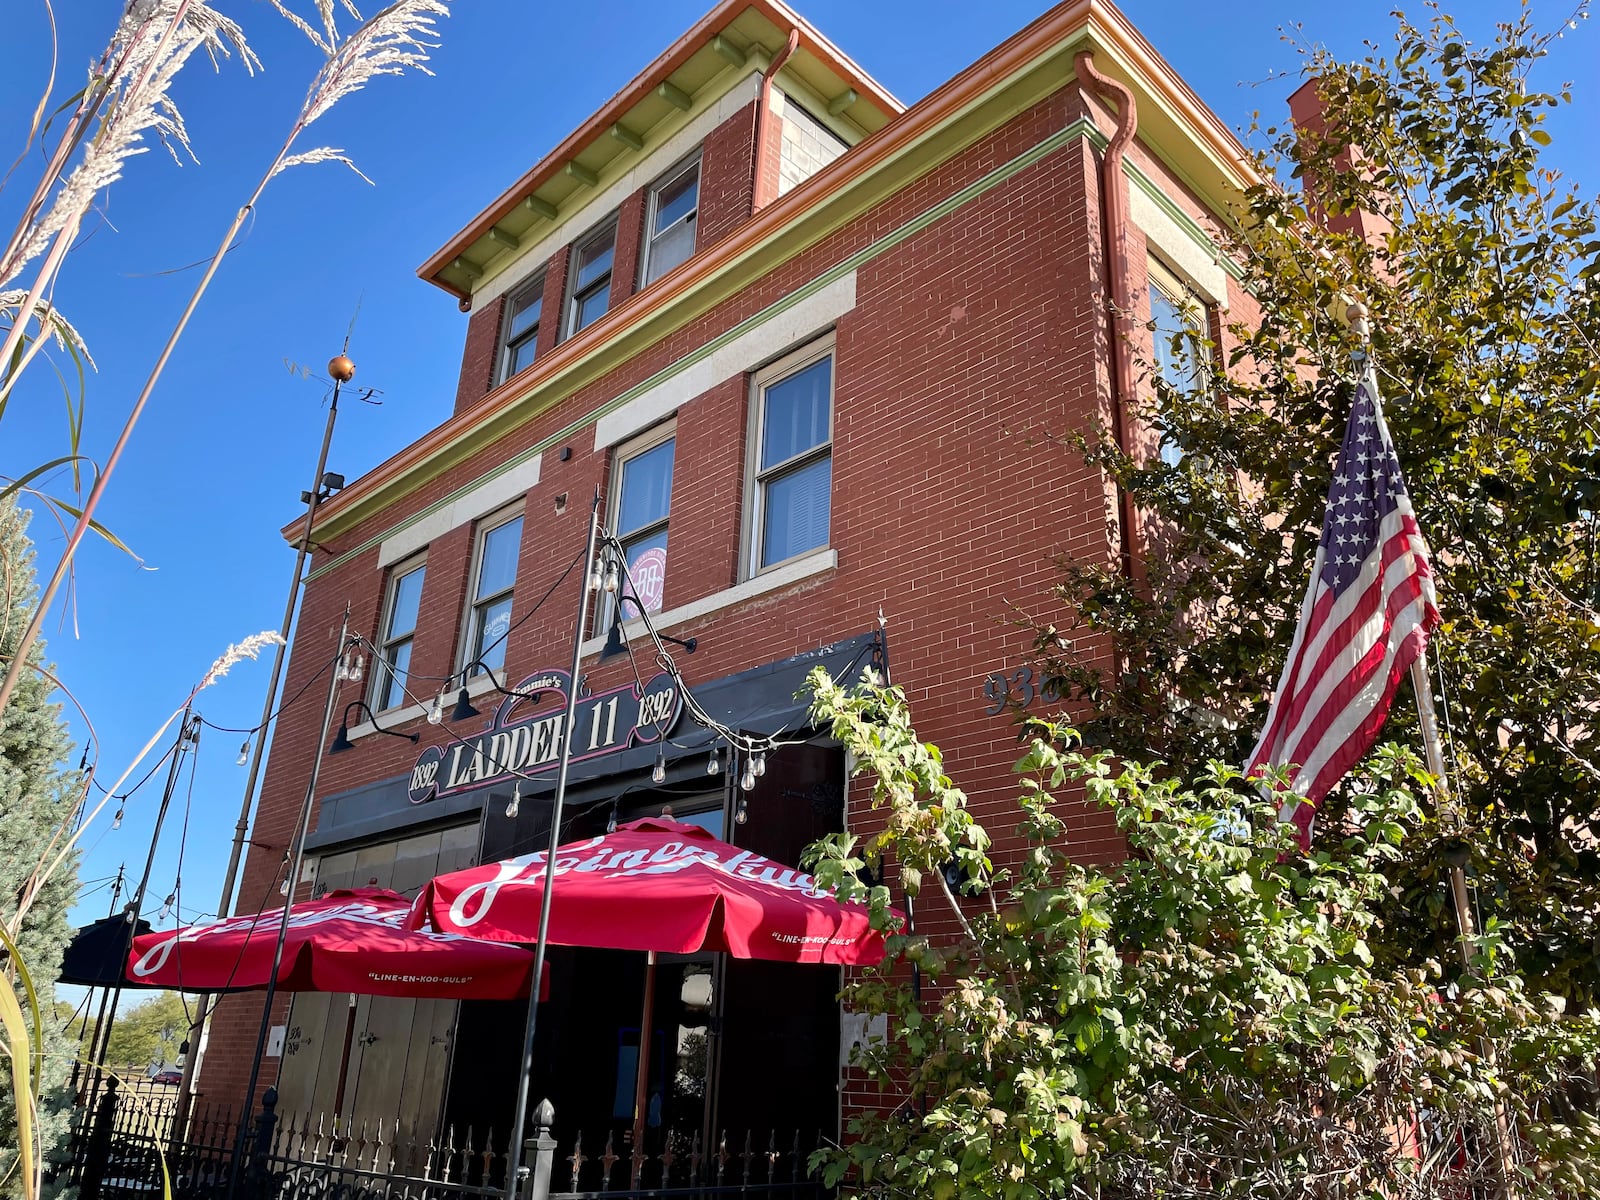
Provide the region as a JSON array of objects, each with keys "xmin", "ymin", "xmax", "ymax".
[
  {"xmin": 1148, "ymin": 258, "xmax": 1211, "ymax": 466},
  {"xmin": 565, "ymin": 218, "xmax": 617, "ymax": 338},
  {"xmin": 374, "ymin": 557, "xmax": 426, "ymax": 712},
  {"xmin": 463, "ymin": 507, "xmax": 524, "ymax": 677},
  {"xmin": 609, "ymin": 424, "xmax": 675, "ymax": 622},
  {"xmin": 499, "ymin": 275, "xmax": 545, "ymax": 383},
  {"xmin": 748, "ymin": 339, "xmax": 834, "ymax": 574},
  {"xmin": 640, "ymin": 157, "xmax": 700, "ymax": 286}
]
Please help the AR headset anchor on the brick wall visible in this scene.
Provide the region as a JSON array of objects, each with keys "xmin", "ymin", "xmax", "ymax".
[
  {"xmin": 198, "ymin": 75, "xmax": 1236, "ymax": 1129},
  {"xmin": 611, "ymin": 188, "xmax": 648, "ymax": 307},
  {"xmin": 452, "ymin": 294, "xmax": 504, "ymax": 414},
  {"xmin": 697, "ymin": 101, "xmax": 757, "ymax": 249}
]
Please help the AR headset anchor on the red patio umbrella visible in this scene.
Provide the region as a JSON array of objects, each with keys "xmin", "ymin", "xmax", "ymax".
[
  {"xmin": 406, "ymin": 817, "xmax": 895, "ymax": 1155},
  {"xmin": 128, "ymin": 887, "xmax": 546, "ymax": 1000},
  {"xmin": 405, "ymin": 817, "xmax": 892, "ymax": 965}
]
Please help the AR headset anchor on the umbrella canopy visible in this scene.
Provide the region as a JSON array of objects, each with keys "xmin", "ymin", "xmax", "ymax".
[
  {"xmin": 60, "ymin": 914, "xmax": 156, "ymax": 988},
  {"xmin": 407, "ymin": 817, "xmax": 892, "ymax": 966},
  {"xmin": 128, "ymin": 887, "xmax": 546, "ymax": 999}
]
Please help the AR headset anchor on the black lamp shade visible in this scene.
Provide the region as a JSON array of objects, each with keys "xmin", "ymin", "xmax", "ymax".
[
  {"xmin": 329, "ymin": 723, "xmax": 354, "ymax": 754},
  {"xmin": 450, "ymin": 688, "xmax": 481, "ymax": 722},
  {"xmin": 599, "ymin": 610, "xmax": 629, "ymax": 662}
]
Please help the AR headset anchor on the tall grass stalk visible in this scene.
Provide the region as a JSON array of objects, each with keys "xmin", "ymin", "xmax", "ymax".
[{"xmin": 0, "ymin": 0, "xmax": 450, "ymax": 716}]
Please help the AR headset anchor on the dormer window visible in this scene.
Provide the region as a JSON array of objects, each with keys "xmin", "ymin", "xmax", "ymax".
[
  {"xmin": 640, "ymin": 156, "xmax": 700, "ymax": 286},
  {"xmin": 565, "ymin": 218, "xmax": 617, "ymax": 337}
]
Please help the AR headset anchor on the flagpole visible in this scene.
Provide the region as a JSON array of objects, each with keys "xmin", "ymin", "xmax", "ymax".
[{"xmin": 1349, "ymin": 303, "xmax": 1519, "ymax": 1197}]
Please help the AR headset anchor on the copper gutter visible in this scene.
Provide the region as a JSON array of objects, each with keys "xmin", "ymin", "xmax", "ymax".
[
  {"xmin": 1074, "ymin": 48, "xmax": 1138, "ymax": 577},
  {"xmin": 752, "ymin": 27, "xmax": 800, "ymax": 210}
]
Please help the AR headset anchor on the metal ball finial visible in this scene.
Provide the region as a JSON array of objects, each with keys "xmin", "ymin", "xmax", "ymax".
[
  {"xmin": 328, "ymin": 354, "xmax": 356, "ymax": 383},
  {"xmin": 1346, "ymin": 302, "xmax": 1371, "ymax": 342}
]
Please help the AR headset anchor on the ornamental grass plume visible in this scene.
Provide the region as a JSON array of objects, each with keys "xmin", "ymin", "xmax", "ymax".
[
  {"xmin": 0, "ymin": 0, "xmax": 451, "ymax": 719},
  {"xmin": 0, "ymin": 1, "xmax": 256, "ymax": 407}
]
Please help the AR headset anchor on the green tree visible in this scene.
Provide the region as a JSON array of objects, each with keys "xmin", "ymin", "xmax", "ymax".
[
  {"xmin": 101, "ymin": 992, "xmax": 189, "ymax": 1072},
  {"xmin": 0, "ymin": 499, "xmax": 82, "ymax": 1189},
  {"xmin": 1033, "ymin": 7, "xmax": 1600, "ymax": 1004},
  {"xmin": 804, "ymin": 669, "xmax": 1600, "ymax": 1200}
]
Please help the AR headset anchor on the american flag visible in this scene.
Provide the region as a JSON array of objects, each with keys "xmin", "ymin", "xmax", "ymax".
[{"xmin": 1247, "ymin": 364, "xmax": 1440, "ymax": 842}]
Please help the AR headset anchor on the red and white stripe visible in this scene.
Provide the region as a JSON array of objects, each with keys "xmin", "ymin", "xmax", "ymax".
[{"xmin": 1248, "ymin": 382, "xmax": 1439, "ymax": 842}]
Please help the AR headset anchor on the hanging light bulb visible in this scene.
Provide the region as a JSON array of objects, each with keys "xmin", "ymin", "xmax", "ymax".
[
  {"xmin": 602, "ymin": 561, "xmax": 620, "ymax": 594},
  {"xmin": 606, "ymin": 805, "xmax": 618, "ymax": 834},
  {"xmin": 505, "ymin": 782, "xmax": 522, "ymax": 820},
  {"xmin": 279, "ymin": 878, "xmax": 291, "ymax": 897},
  {"xmin": 159, "ymin": 892, "xmax": 175, "ymax": 920},
  {"xmin": 752, "ymin": 751, "xmax": 766, "ymax": 778},
  {"xmin": 735, "ymin": 796, "xmax": 749, "ymax": 825},
  {"xmin": 348, "ymin": 654, "xmax": 365, "ymax": 684},
  {"xmin": 237, "ymin": 740, "xmax": 251, "ymax": 767},
  {"xmin": 111, "ymin": 805, "xmax": 124, "ymax": 830},
  {"xmin": 651, "ymin": 745, "xmax": 667, "ymax": 785},
  {"xmin": 336, "ymin": 650, "xmax": 351, "ymax": 681},
  {"xmin": 740, "ymin": 761, "xmax": 757, "ymax": 792},
  {"xmin": 427, "ymin": 689, "xmax": 445, "ymax": 724},
  {"xmin": 587, "ymin": 562, "xmax": 604, "ymax": 592},
  {"xmin": 706, "ymin": 748, "xmax": 721, "ymax": 776}
]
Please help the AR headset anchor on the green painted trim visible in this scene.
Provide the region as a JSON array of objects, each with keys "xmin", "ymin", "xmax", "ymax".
[
  {"xmin": 306, "ymin": 115, "xmax": 1099, "ymax": 583},
  {"xmin": 1123, "ymin": 159, "xmax": 1245, "ymax": 282}
]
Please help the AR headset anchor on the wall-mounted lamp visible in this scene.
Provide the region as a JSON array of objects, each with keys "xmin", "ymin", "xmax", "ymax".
[
  {"xmin": 597, "ymin": 605, "xmax": 697, "ymax": 663},
  {"xmin": 329, "ymin": 701, "xmax": 420, "ymax": 754},
  {"xmin": 449, "ymin": 688, "xmax": 481, "ymax": 722}
]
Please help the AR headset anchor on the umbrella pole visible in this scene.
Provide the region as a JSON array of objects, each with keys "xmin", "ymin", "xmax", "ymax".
[
  {"xmin": 226, "ymin": 606, "xmax": 351, "ymax": 1200},
  {"xmin": 631, "ymin": 952, "xmax": 658, "ymax": 1164},
  {"xmin": 332, "ymin": 995, "xmax": 358, "ymax": 1117},
  {"xmin": 504, "ymin": 496, "xmax": 603, "ymax": 1200}
]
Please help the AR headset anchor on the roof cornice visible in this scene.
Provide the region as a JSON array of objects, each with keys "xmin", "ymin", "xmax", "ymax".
[
  {"xmin": 292, "ymin": 0, "xmax": 1263, "ymax": 549},
  {"xmin": 417, "ymin": 0, "xmax": 904, "ymax": 299}
]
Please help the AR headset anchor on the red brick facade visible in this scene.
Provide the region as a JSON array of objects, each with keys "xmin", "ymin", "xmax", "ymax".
[{"xmin": 198, "ymin": 0, "xmax": 1255, "ymax": 1149}]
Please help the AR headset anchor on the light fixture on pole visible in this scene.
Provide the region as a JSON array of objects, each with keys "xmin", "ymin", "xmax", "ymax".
[
  {"xmin": 597, "ymin": 603, "xmax": 696, "ymax": 663},
  {"xmin": 176, "ymin": 350, "xmax": 365, "ymax": 1146},
  {"xmin": 227, "ymin": 611, "xmax": 353, "ymax": 1200},
  {"xmin": 328, "ymin": 700, "xmax": 420, "ymax": 754},
  {"xmin": 502, "ymin": 495, "xmax": 603, "ymax": 1200}
]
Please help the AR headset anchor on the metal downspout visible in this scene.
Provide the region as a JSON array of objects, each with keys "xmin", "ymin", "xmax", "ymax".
[
  {"xmin": 752, "ymin": 29, "xmax": 800, "ymax": 211},
  {"xmin": 1074, "ymin": 50, "xmax": 1140, "ymax": 579}
]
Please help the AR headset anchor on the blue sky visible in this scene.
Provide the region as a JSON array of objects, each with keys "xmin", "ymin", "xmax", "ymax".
[{"xmin": 2, "ymin": 0, "xmax": 1594, "ymax": 954}]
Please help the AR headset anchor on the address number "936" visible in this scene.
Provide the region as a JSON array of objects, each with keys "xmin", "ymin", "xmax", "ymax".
[{"xmin": 981, "ymin": 667, "xmax": 1060, "ymax": 716}]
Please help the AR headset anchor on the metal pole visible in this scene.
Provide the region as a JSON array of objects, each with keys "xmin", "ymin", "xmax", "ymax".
[
  {"xmin": 173, "ymin": 371, "xmax": 348, "ymax": 1139},
  {"xmin": 226, "ymin": 607, "xmax": 351, "ymax": 1200},
  {"xmin": 503, "ymin": 497, "xmax": 602, "ymax": 1200},
  {"xmin": 1409, "ymin": 652, "xmax": 1519, "ymax": 1198},
  {"xmin": 84, "ymin": 712, "xmax": 194, "ymax": 1116},
  {"xmin": 629, "ymin": 952, "xmax": 658, "ymax": 1172},
  {"xmin": 72, "ymin": 865, "xmax": 125, "ymax": 1102},
  {"xmin": 331, "ymin": 994, "xmax": 359, "ymax": 1117}
]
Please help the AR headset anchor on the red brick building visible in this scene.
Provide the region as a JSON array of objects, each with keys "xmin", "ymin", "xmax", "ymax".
[{"xmin": 197, "ymin": 0, "xmax": 1259, "ymax": 1162}]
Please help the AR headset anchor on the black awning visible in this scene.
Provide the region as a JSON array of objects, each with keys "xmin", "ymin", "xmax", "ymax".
[
  {"xmin": 306, "ymin": 630, "xmax": 881, "ymax": 853},
  {"xmin": 518, "ymin": 629, "xmax": 880, "ymax": 796}
]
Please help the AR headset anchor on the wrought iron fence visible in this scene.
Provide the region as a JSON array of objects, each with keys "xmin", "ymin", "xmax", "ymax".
[{"xmin": 53, "ymin": 1082, "xmax": 826, "ymax": 1200}]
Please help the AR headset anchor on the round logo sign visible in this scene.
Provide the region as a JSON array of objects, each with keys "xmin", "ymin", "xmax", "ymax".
[
  {"xmin": 629, "ymin": 547, "xmax": 667, "ymax": 614},
  {"xmin": 408, "ymin": 744, "xmax": 446, "ymax": 805}
]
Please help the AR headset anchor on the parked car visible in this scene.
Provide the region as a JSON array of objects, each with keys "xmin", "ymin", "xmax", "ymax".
[{"xmin": 150, "ymin": 1068, "xmax": 182, "ymax": 1086}]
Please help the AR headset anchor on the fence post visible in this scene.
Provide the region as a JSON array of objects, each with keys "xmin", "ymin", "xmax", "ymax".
[
  {"xmin": 78, "ymin": 1075, "xmax": 120, "ymax": 1200},
  {"xmin": 245, "ymin": 1086, "xmax": 279, "ymax": 1200},
  {"xmin": 521, "ymin": 1099, "xmax": 557, "ymax": 1200}
]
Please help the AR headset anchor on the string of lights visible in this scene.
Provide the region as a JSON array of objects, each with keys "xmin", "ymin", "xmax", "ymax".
[
  {"xmin": 398, "ymin": 546, "xmax": 589, "ymax": 689},
  {"xmin": 197, "ymin": 641, "xmax": 347, "ymax": 736}
]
